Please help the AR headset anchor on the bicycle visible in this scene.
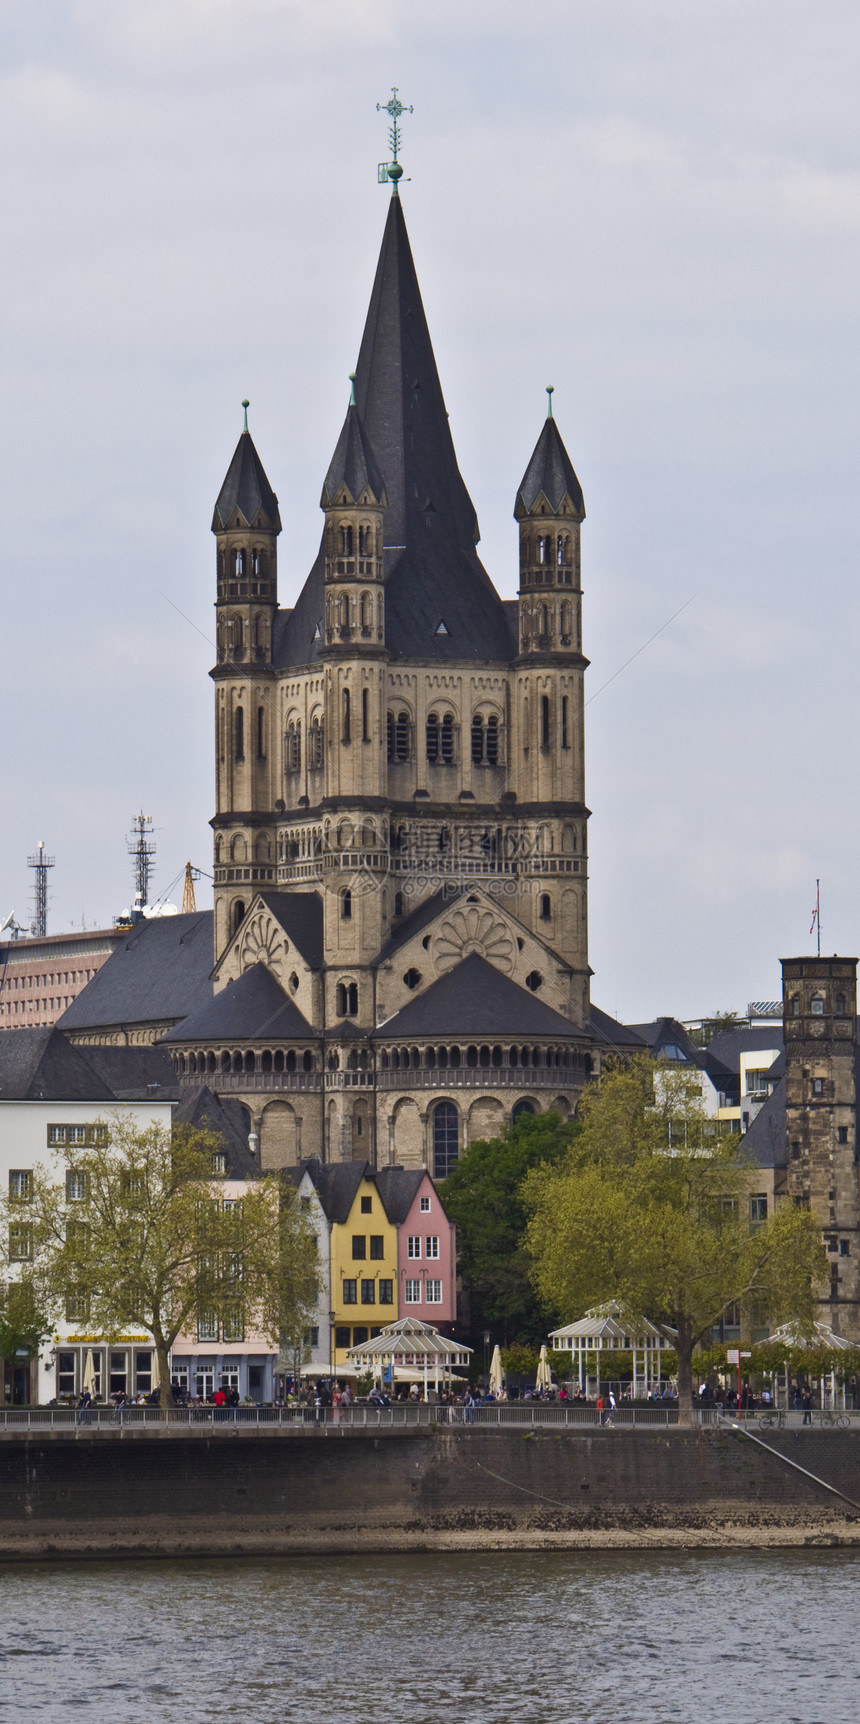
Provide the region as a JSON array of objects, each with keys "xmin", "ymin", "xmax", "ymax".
[
  {"xmin": 757, "ymin": 1410, "xmax": 786, "ymax": 1430},
  {"xmin": 816, "ymin": 1409, "xmax": 851, "ymax": 1429}
]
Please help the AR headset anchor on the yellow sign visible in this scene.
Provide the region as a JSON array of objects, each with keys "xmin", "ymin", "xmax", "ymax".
[{"xmin": 66, "ymin": 1334, "xmax": 151, "ymax": 1344}]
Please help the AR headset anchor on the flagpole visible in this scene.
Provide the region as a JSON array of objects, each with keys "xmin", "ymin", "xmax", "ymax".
[{"xmin": 817, "ymin": 879, "xmax": 821, "ymax": 958}]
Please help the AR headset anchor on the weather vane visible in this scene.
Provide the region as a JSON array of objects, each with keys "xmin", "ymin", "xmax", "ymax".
[{"xmin": 377, "ymin": 86, "xmax": 412, "ymax": 192}]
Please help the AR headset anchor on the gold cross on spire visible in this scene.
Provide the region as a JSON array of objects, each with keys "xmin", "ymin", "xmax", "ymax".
[{"xmin": 377, "ymin": 86, "xmax": 413, "ymax": 192}]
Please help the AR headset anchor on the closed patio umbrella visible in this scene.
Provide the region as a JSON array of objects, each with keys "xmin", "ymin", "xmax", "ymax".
[
  {"xmin": 535, "ymin": 1343, "xmax": 553, "ymax": 1394},
  {"xmin": 82, "ymin": 1350, "xmax": 97, "ymax": 1397},
  {"xmin": 488, "ymin": 1344, "xmax": 504, "ymax": 1397}
]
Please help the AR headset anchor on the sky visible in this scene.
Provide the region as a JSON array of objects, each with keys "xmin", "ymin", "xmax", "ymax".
[{"xmin": 1, "ymin": 0, "xmax": 858, "ymax": 1022}]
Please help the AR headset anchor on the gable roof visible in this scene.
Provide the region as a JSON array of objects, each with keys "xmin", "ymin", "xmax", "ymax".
[
  {"xmin": 274, "ymin": 197, "xmax": 516, "ymax": 669},
  {"xmin": 372, "ymin": 952, "xmax": 588, "ymax": 1040},
  {"xmin": 292, "ymin": 1158, "xmax": 370, "ymax": 1225},
  {"xmin": 256, "ymin": 892, "xmax": 325, "ymax": 972},
  {"xmin": 740, "ymin": 1077, "xmax": 788, "ymax": 1169},
  {"xmin": 626, "ymin": 1016, "xmax": 703, "ymax": 1067},
  {"xmin": 161, "ymin": 963, "xmax": 313, "ymax": 1043},
  {"xmin": 71, "ymin": 1043, "xmax": 180, "ymax": 1101},
  {"xmin": 516, "ymin": 413, "xmax": 585, "ymax": 520},
  {"xmin": 212, "ymin": 428, "xmax": 281, "ymax": 531},
  {"xmin": 0, "ymin": 1028, "xmax": 117, "ymax": 1102},
  {"xmin": 59, "ymin": 912, "xmax": 214, "ymax": 1032},
  {"xmin": 172, "ymin": 1085, "xmax": 261, "ymax": 1178},
  {"xmin": 373, "ymin": 1165, "xmax": 427, "ymax": 1224},
  {"xmin": 589, "ymin": 1004, "xmax": 648, "ymax": 1050}
]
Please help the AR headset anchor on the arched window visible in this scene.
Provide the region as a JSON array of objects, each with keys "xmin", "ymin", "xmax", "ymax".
[
  {"xmin": 433, "ymin": 1101, "xmax": 458, "ymax": 1180},
  {"xmin": 342, "ymin": 687, "xmax": 351, "ymax": 744},
  {"xmin": 234, "ymin": 706, "xmax": 244, "ymax": 761},
  {"xmin": 235, "ymin": 548, "xmax": 246, "ymax": 576},
  {"xmin": 394, "ymin": 892, "xmax": 404, "ymax": 917},
  {"xmin": 485, "ymin": 714, "xmax": 499, "ymax": 765},
  {"xmin": 232, "ymin": 900, "xmax": 245, "ymax": 934},
  {"xmin": 512, "ymin": 1099, "xmax": 536, "ymax": 1121},
  {"xmin": 556, "ymin": 534, "xmax": 564, "ymax": 566},
  {"xmin": 426, "ymin": 712, "xmax": 439, "ymax": 763},
  {"xmin": 811, "ymin": 994, "xmax": 825, "ymax": 1016},
  {"xmin": 395, "ymin": 710, "xmax": 410, "ymax": 762},
  {"xmin": 541, "ymin": 695, "xmax": 550, "ymax": 750},
  {"xmin": 561, "ymin": 695, "xmax": 569, "ymax": 748},
  {"xmin": 362, "ymin": 687, "xmax": 370, "ymax": 742},
  {"xmin": 338, "ymin": 524, "xmax": 353, "ymax": 556},
  {"xmin": 359, "ymin": 592, "xmax": 370, "ymax": 630},
  {"xmin": 790, "ymin": 994, "xmax": 800, "ymax": 1018},
  {"xmin": 341, "ymin": 888, "xmax": 352, "ymax": 920},
  {"xmin": 540, "ymin": 893, "xmax": 551, "ymax": 921},
  {"xmin": 358, "ymin": 525, "xmax": 371, "ymax": 555},
  {"xmin": 441, "ymin": 713, "xmax": 455, "ymax": 763},
  {"xmin": 257, "ymin": 706, "xmax": 265, "ymax": 759},
  {"xmin": 471, "ymin": 714, "xmax": 484, "ymax": 764}
]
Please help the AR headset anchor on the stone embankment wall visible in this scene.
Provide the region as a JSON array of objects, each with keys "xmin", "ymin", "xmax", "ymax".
[{"xmin": 2, "ymin": 1427, "xmax": 860, "ymax": 1558}]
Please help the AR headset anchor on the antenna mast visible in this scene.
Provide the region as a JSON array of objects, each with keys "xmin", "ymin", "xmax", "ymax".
[
  {"xmin": 128, "ymin": 813, "xmax": 156, "ymax": 907},
  {"xmin": 27, "ymin": 841, "xmax": 55, "ymax": 937}
]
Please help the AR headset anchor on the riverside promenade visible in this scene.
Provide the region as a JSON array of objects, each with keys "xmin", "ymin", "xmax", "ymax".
[{"xmin": 1, "ymin": 1417, "xmax": 860, "ymax": 1559}]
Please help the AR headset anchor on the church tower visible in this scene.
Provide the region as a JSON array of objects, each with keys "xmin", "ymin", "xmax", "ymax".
[
  {"xmin": 513, "ymin": 396, "xmax": 590, "ymax": 1017},
  {"xmin": 211, "ymin": 408, "xmax": 282, "ymax": 949},
  {"xmin": 199, "ymin": 102, "xmax": 599, "ymax": 1175}
]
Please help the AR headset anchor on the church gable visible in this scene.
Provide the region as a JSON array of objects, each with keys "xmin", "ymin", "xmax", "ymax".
[
  {"xmin": 375, "ymin": 888, "xmax": 576, "ymax": 1026},
  {"xmin": 213, "ymin": 895, "xmax": 320, "ymax": 1029}
]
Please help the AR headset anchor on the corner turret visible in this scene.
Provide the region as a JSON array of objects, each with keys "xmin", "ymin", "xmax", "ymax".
[{"xmin": 515, "ymin": 392, "xmax": 585, "ymax": 659}]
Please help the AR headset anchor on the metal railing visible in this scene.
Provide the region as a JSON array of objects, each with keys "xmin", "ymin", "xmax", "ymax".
[
  {"xmin": 1, "ymin": 1403, "xmax": 857, "ymax": 1435},
  {"xmin": 0, "ymin": 1402, "xmax": 679, "ymax": 1434}
]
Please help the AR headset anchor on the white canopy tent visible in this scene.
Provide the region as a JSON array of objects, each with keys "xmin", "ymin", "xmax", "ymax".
[
  {"xmin": 549, "ymin": 1302, "xmax": 676, "ymax": 1397},
  {"xmin": 346, "ymin": 1317, "xmax": 473, "ymax": 1398},
  {"xmin": 762, "ymin": 1320, "xmax": 855, "ymax": 1410}
]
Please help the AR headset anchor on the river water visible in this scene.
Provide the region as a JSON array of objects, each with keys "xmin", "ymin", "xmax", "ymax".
[{"xmin": 0, "ymin": 1549, "xmax": 856, "ymax": 1723}]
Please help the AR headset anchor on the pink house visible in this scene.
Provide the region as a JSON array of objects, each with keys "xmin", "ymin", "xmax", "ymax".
[{"xmin": 375, "ymin": 1167, "xmax": 457, "ymax": 1328}]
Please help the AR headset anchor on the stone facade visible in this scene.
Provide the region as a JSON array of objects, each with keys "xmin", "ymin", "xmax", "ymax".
[
  {"xmin": 782, "ymin": 956, "xmax": 860, "ymax": 1336},
  {"xmin": 166, "ymin": 190, "xmax": 599, "ymax": 1177}
]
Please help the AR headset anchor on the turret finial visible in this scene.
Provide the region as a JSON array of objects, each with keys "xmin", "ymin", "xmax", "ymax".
[
  {"xmin": 242, "ymin": 399, "xmax": 250, "ymax": 432},
  {"xmin": 349, "ymin": 372, "xmax": 356, "ymax": 407},
  {"xmin": 377, "ymin": 86, "xmax": 412, "ymax": 196},
  {"xmin": 546, "ymin": 386, "xmax": 554, "ymax": 419}
]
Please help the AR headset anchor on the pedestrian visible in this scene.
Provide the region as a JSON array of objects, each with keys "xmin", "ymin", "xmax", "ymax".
[
  {"xmin": 76, "ymin": 1388, "xmax": 93, "ymax": 1427},
  {"xmin": 802, "ymin": 1386, "xmax": 813, "ymax": 1426},
  {"xmin": 463, "ymin": 1388, "xmax": 476, "ymax": 1425},
  {"xmin": 607, "ymin": 1390, "xmax": 617, "ymax": 1426},
  {"xmin": 596, "ymin": 1392, "xmax": 606, "ymax": 1427}
]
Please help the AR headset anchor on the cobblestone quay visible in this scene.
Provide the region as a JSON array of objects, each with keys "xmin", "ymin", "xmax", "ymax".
[{"xmin": 2, "ymin": 1426, "xmax": 860, "ymax": 1557}]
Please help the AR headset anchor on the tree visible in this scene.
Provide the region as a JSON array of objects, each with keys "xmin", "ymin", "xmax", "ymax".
[
  {"xmin": 0, "ymin": 1115, "xmax": 318, "ymax": 1403},
  {"xmin": 439, "ymin": 1110, "xmax": 575, "ymax": 1346},
  {"xmin": 523, "ymin": 1056, "xmax": 828, "ymax": 1419},
  {"xmin": 0, "ymin": 1279, "xmax": 54, "ymax": 1395}
]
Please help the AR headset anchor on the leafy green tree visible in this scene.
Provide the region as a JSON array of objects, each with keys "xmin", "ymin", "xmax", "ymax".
[
  {"xmin": 440, "ymin": 1110, "xmax": 575, "ymax": 1346},
  {"xmin": 523, "ymin": 1056, "xmax": 827, "ymax": 1419},
  {"xmin": 0, "ymin": 1279, "xmax": 54, "ymax": 1393},
  {"xmin": 0, "ymin": 1115, "xmax": 318, "ymax": 1402}
]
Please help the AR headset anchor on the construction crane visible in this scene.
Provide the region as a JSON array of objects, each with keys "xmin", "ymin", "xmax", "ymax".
[{"xmin": 181, "ymin": 863, "xmax": 197, "ymax": 914}]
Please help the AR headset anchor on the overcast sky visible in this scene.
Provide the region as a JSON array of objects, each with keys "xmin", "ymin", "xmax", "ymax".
[{"xmin": 1, "ymin": 0, "xmax": 858, "ymax": 1022}]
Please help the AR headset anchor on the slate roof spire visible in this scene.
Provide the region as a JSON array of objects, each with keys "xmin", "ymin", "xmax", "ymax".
[
  {"xmin": 212, "ymin": 409, "xmax": 281, "ymax": 532},
  {"xmin": 276, "ymin": 196, "xmax": 516, "ymax": 666},
  {"xmin": 320, "ymin": 388, "xmax": 387, "ymax": 509},
  {"xmin": 515, "ymin": 402, "xmax": 585, "ymax": 523}
]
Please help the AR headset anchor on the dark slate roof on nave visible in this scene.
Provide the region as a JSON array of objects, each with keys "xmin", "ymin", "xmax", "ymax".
[
  {"xmin": 161, "ymin": 963, "xmax": 313, "ymax": 1043},
  {"xmin": 0, "ymin": 1028, "xmax": 117, "ymax": 1102},
  {"xmin": 59, "ymin": 912, "xmax": 215, "ymax": 1032},
  {"xmin": 275, "ymin": 196, "xmax": 516, "ymax": 669},
  {"xmin": 372, "ymin": 952, "xmax": 589, "ymax": 1040}
]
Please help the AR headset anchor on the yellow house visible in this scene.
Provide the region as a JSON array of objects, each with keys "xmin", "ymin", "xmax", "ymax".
[{"xmin": 329, "ymin": 1168, "xmax": 399, "ymax": 1370}]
